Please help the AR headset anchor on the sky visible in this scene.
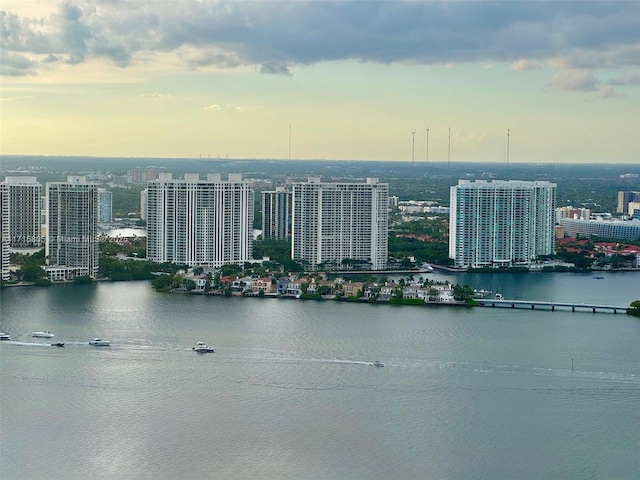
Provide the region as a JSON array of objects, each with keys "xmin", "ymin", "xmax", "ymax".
[{"xmin": 1, "ymin": 1, "xmax": 639, "ymax": 164}]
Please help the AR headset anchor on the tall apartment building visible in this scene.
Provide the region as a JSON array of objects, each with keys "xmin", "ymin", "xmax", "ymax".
[
  {"xmin": 291, "ymin": 177, "xmax": 388, "ymax": 271},
  {"xmin": 262, "ymin": 187, "xmax": 291, "ymax": 240},
  {"xmin": 98, "ymin": 188, "xmax": 113, "ymax": 223},
  {"xmin": 0, "ymin": 182, "xmax": 10, "ymax": 281},
  {"xmin": 617, "ymin": 191, "xmax": 640, "ymax": 215},
  {"xmin": 449, "ymin": 180, "xmax": 556, "ymax": 269},
  {"xmin": 3, "ymin": 176, "xmax": 43, "ymax": 247},
  {"xmin": 128, "ymin": 167, "xmax": 157, "ymax": 184},
  {"xmin": 146, "ymin": 173, "xmax": 254, "ymax": 267},
  {"xmin": 140, "ymin": 188, "xmax": 148, "ymax": 221},
  {"xmin": 46, "ymin": 176, "xmax": 100, "ymax": 280}
]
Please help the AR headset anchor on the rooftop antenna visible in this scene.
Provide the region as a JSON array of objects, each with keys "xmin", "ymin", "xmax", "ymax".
[
  {"xmin": 507, "ymin": 128, "xmax": 510, "ymax": 168},
  {"xmin": 425, "ymin": 127, "xmax": 429, "ymax": 163},
  {"xmin": 411, "ymin": 129, "xmax": 416, "ymax": 165},
  {"xmin": 448, "ymin": 125, "xmax": 451, "ymax": 166},
  {"xmin": 288, "ymin": 123, "xmax": 291, "ymax": 161}
]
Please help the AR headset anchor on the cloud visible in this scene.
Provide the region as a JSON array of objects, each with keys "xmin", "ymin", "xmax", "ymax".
[
  {"xmin": 596, "ymin": 86, "xmax": 627, "ymax": 99},
  {"xmin": 202, "ymin": 103, "xmax": 252, "ymax": 112},
  {"xmin": 510, "ymin": 59, "xmax": 541, "ymax": 71},
  {"xmin": 259, "ymin": 62, "xmax": 291, "ymax": 76},
  {"xmin": 1, "ymin": 1, "xmax": 639, "ymax": 78},
  {"xmin": 140, "ymin": 92, "xmax": 170, "ymax": 98},
  {"xmin": 607, "ymin": 71, "xmax": 640, "ymax": 85},
  {"xmin": 547, "ymin": 69, "xmax": 599, "ymax": 91}
]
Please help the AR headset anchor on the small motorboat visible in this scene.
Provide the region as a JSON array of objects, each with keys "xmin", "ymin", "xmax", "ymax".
[
  {"xmin": 89, "ymin": 338, "xmax": 110, "ymax": 346},
  {"xmin": 373, "ymin": 360, "xmax": 385, "ymax": 367},
  {"xmin": 51, "ymin": 342, "xmax": 65, "ymax": 347},
  {"xmin": 193, "ymin": 342, "xmax": 215, "ymax": 353},
  {"xmin": 0, "ymin": 333, "xmax": 10, "ymax": 341},
  {"xmin": 32, "ymin": 331, "xmax": 55, "ymax": 338}
]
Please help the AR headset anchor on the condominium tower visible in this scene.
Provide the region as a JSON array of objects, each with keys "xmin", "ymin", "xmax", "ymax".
[
  {"xmin": 46, "ymin": 176, "xmax": 100, "ymax": 279},
  {"xmin": 3, "ymin": 176, "xmax": 43, "ymax": 247},
  {"xmin": 291, "ymin": 177, "xmax": 388, "ymax": 271},
  {"xmin": 0, "ymin": 183, "xmax": 9, "ymax": 281},
  {"xmin": 449, "ymin": 180, "xmax": 556, "ymax": 269},
  {"xmin": 262, "ymin": 187, "xmax": 291, "ymax": 240},
  {"xmin": 146, "ymin": 173, "xmax": 254, "ymax": 267},
  {"xmin": 98, "ymin": 188, "xmax": 113, "ymax": 223},
  {"xmin": 617, "ymin": 191, "xmax": 640, "ymax": 215}
]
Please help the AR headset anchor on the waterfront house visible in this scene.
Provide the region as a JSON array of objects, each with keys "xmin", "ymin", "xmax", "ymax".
[
  {"xmin": 252, "ymin": 277, "xmax": 275, "ymax": 294},
  {"xmin": 342, "ymin": 281, "xmax": 364, "ymax": 298},
  {"xmin": 378, "ymin": 282, "xmax": 399, "ymax": 302}
]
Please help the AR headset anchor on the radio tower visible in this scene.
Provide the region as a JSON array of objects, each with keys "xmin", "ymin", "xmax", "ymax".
[
  {"xmin": 411, "ymin": 129, "xmax": 416, "ymax": 165},
  {"xmin": 448, "ymin": 125, "xmax": 451, "ymax": 166},
  {"xmin": 506, "ymin": 128, "xmax": 510, "ymax": 168}
]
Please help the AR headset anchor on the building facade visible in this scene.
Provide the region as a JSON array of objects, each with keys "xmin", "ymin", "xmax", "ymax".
[
  {"xmin": 45, "ymin": 176, "xmax": 100, "ymax": 279},
  {"xmin": 97, "ymin": 188, "xmax": 113, "ymax": 223},
  {"xmin": 449, "ymin": 180, "xmax": 556, "ymax": 269},
  {"xmin": 558, "ymin": 218, "xmax": 640, "ymax": 242},
  {"xmin": 0, "ymin": 182, "xmax": 10, "ymax": 281},
  {"xmin": 262, "ymin": 187, "xmax": 291, "ymax": 240},
  {"xmin": 616, "ymin": 191, "xmax": 640, "ymax": 214},
  {"xmin": 146, "ymin": 173, "xmax": 254, "ymax": 267},
  {"xmin": 3, "ymin": 176, "xmax": 43, "ymax": 247},
  {"xmin": 291, "ymin": 177, "xmax": 389, "ymax": 271}
]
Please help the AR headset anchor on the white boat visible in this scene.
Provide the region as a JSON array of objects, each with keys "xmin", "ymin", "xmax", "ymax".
[
  {"xmin": 373, "ymin": 360, "xmax": 385, "ymax": 367},
  {"xmin": 0, "ymin": 333, "xmax": 10, "ymax": 341},
  {"xmin": 192, "ymin": 342, "xmax": 215, "ymax": 353},
  {"xmin": 494, "ymin": 293, "xmax": 503, "ymax": 300},
  {"xmin": 32, "ymin": 331, "xmax": 54, "ymax": 338},
  {"xmin": 89, "ymin": 338, "xmax": 110, "ymax": 346}
]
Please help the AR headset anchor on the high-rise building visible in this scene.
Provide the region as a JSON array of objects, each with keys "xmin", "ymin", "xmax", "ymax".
[
  {"xmin": 617, "ymin": 191, "xmax": 640, "ymax": 215},
  {"xmin": 97, "ymin": 188, "xmax": 113, "ymax": 223},
  {"xmin": 291, "ymin": 177, "xmax": 388, "ymax": 271},
  {"xmin": 0, "ymin": 182, "xmax": 10, "ymax": 281},
  {"xmin": 262, "ymin": 187, "xmax": 291, "ymax": 240},
  {"xmin": 45, "ymin": 176, "xmax": 100, "ymax": 280},
  {"xmin": 146, "ymin": 173, "xmax": 254, "ymax": 267},
  {"xmin": 449, "ymin": 180, "xmax": 556, "ymax": 269},
  {"xmin": 127, "ymin": 167, "xmax": 157, "ymax": 184},
  {"xmin": 140, "ymin": 188, "xmax": 148, "ymax": 221},
  {"xmin": 3, "ymin": 176, "xmax": 43, "ymax": 248}
]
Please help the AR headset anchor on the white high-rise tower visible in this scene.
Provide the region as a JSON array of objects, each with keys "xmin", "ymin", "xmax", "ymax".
[
  {"xmin": 3, "ymin": 176, "xmax": 43, "ymax": 247},
  {"xmin": 449, "ymin": 180, "xmax": 556, "ymax": 269},
  {"xmin": 146, "ymin": 173, "xmax": 254, "ymax": 267},
  {"xmin": 291, "ymin": 177, "xmax": 388, "ymax": 271},
  {"xmin": 46, "ymin": 176, "xmax": 100, "ymax": 279},
  {"xmin": 0, "ymin": 182, "xmax": 10, "ymax": 281}
]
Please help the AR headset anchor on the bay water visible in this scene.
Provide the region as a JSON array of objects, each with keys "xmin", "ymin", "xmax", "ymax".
[{"xmin": 1, "ymin": 272, "xmax": 639, "ymax": 479}]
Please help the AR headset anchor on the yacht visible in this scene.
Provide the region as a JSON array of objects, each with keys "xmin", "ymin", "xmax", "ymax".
[
  {"xmin": 0, "ymin": 333, "xmax": 10, "ymax": 341},
  {"xmin": 193, "ymin": 342, "xmax": 215, "ymax": 353},
  {"xmin": 32, "ymin": 331, "xmax": 55, "ymax": 338},
  {"xmin": 373, "ymin": 360, "xmax": 385, "ymax": 367},
  {"xmin": 89, "ymin": 338, "xmax": 110, "ymax": 346}
]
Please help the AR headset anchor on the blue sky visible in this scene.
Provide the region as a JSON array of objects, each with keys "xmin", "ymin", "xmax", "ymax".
[{"xmin": 1, "ymin": 1, "xmax": 639, "ymax": 163}]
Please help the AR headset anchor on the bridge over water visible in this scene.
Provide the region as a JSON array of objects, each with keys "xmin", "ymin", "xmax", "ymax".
[{"xmin": 475, "ymin": 299, "xmax": 629, "ymax": 314}]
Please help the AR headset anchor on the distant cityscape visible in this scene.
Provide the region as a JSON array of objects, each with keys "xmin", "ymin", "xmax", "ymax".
[{"xmin": 1, "ymin": 160, "xmax": 639, "ymax": 284}]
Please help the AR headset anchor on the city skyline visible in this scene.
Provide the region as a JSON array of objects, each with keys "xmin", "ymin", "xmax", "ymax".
[{"xmin": 1, "ymin": 1, "xmax": 639, "ymax": 164}]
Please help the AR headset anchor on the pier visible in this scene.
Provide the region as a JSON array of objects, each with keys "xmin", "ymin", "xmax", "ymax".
[{"xmin": 475, "ymin": 299, "xmax": 628, "ymax": 314}]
